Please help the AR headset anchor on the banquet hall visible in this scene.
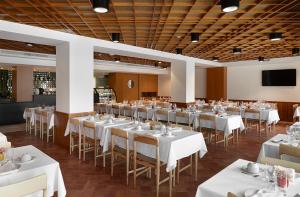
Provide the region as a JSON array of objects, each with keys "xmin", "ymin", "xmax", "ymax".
[{"xmin": 0, "ymin": 0, "xmax": 300, "ymax": 197}]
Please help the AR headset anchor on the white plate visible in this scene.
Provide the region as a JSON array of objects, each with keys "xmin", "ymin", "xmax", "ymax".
[
  {"xmin": 241, "ymin": 166, "xmax": 262, "ymax": 175},
  {"xmin": 14, "ymin": 156, "xmax": 36, "ymax": 164},
  {"xmin": 0, "ymin": 163, "xmax": 21, "ymax": 176}
]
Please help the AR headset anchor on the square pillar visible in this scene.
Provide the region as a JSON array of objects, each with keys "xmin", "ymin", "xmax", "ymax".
[
  {"xmin": 56, "ymin": 40, "xmax": 94, "ymax": 114},
  {"xmin": 171, "ymin": 60, "xmax": 195, "ymax": 103},
  {"xmin": 15, "ymin": 66, "xmax": 33, "ymax": 102}
]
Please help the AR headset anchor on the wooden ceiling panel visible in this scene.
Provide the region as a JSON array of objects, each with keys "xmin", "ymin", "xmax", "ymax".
[{"xmin": 0, "ymin": 0, "xmax": 299, "ymax": 62}]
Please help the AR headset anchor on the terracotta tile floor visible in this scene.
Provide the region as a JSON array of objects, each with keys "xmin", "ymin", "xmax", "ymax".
[{"xmin": 4, "ymin": 122, "xmax": 290, "ymax": 197}]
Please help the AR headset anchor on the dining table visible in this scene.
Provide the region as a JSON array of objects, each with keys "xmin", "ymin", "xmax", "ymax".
[
  {"xmin": 294, "ymin": 106, "xmax": 300, "ymax": 120},
  {"xmin": 64, "ymin": 116, "xmax": 133, "ymax": 152},
  {"xmin": 111, "ymin": 124, "xmax": 208, "ymax": 173},
  {"xmin": 0, "ymin": 145, "xmax": 66, "ymax": 197},
  {"xmin": 195, "ymin": 159, "xmax": 300, "ymax": 197},
  {"xmin": 23, "ymin": 107, "xmax": 55, "ymax": 129}
]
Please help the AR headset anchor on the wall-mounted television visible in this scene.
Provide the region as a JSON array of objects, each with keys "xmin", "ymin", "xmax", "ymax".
[{"xmin": 262, "ymin": 69, "xmax": 296, "ymax": 86}]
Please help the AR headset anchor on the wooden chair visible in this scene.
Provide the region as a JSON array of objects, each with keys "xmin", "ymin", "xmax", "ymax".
[
  {"xmin": 279, "ymin": 144, "xmax": 300, "ymax": 160},
  {"xmin": 133, "ymin": 134, "xmax": 173, "ymax": 197},
  {"xmin": 0, "ymin": 174, "xmax": 48, "ymax": 197},
  {"xmin": 40, "ymin": 111, "xmax": 54, "ymax": 143},
  {"xmin": 202, "ymin": 105, "xmax": 213, "ymax": 112},
  {"xmin": 260, "ymin": 157, "xmax": 300, "ymax": 173},
  {"xmin": 175, "ymin": 111, "xmax": 191, "ymax": 127},
  {"xmin": 123, "ymin": 105, "xmax": 133, "ymax": 119},
  {"xmin": 227, "ymin": 192, "xmax": 238, "ymax": 197},
  {"xmin": 82, "ymin": 121, "xmax": 106, "ymax": 167},
  {"xmin": 156, "ymin": 109, "xmax": 169, "ymax": 123},
  {"xmin": 112, "ymin": 104, "xmax": 121, "ymax": 116},
  {"xmin": 137, "ymin": 107, "xmax": 149, "ymax": 121},
  {"xmin": 226, "ymin": 107, "xmax": 241, "ymax": 116},
  {"xmin": 293, "ymin": 104, "xmax": 299, "ymax": 122},
  {"xmin": 99, "ymin": 103, "xmax": 107, "ymax": 114},
  {"xmin": 111, "ymin": 128, "xmax": 133, "ymax": 185},
  {"xmin": 69, "ymin": 118, "xmax": 81, "ymax": 159},
  {"xmin": 244, "ymin": 108, "xmax": 270, "ymax": 136},
  {"xmin": 199, "ymin": 114, "xmax": 233, "ymax": 150},
  {"xmin": 34, "ymin": 109, "xmax": 42, "ymax": 137},
  {"xmin": 24, "ymin": 108, "xmax": 33, "ymax": 134}
]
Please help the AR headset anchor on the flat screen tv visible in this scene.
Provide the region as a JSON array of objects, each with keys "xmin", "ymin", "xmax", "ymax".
[{"xmin": 262, "ymin": 69, "xmax": 296, "ymax": 86}]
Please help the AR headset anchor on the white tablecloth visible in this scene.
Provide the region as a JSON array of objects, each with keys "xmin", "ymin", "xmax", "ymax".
[
  {"xmin": 64, "ymin": 116, "xmax": 132, "ymax": 152},
  {"xmin": 113, "ymin": 128, "xmax": 208, "ymax": 172},
  {"xmin": 0, "ymin": 145, "xmax": 66, "ymax": 197},
  {"xmin": 23, "ymin": 107, "xmax": 54, "ymax": 129},
  {"xmin": 294, "ymin": 107, "xmax": 300, "ymax": 118},
  {"xmin": 257, "ymin": 134, "xmax": 300, "ymax": 163},
  {"xmin": 198, "ymin": 113, "xmax": 245, "ymax": 136},
  {"xmin": 196, "ymin": 159, "xmax": 300, "ymax": 197},
  {"xmin": 243, "ymin": 109, "xmax": 280, "ymax": 125},
  {"xmin": 0, "ymin": 132, "xmax": 10, "ymax": 148}
]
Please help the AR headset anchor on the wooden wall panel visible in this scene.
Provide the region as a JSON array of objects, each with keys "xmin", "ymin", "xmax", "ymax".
[
  {"xmin": 108, "ymin": 73, "xmax": 158, "ymax": 102},
  {"xmin": 206, "ymin": 67, "xmax": 227, "ymax": 101},
  {"xmin": 139, "ymin": 74, "xmax": 158, "ymax": 97}
]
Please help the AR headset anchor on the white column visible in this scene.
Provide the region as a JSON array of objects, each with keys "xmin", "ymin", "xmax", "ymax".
[
  {"xmin": 56, "ymin": 39, "xmax": 94, "ymax": 113},
  {"xmin": 171, "ymin": 60, "xmax": 195, "ymax": 103}
]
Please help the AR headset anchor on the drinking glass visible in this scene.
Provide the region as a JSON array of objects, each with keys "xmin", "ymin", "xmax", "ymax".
[{"xmin": 5, "ymin": 148, "xmax": 14, "ymax": 163}]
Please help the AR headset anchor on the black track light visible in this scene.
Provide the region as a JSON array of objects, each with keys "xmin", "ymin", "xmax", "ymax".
[
  {"xmin": 191, "ymin": 33, "xmax": 200, "ymax": 43},
  {"xmin": 221, "ymin": 0, "xmax": 239, "ymax": 13},
  {"xmin": 176, "ymin": 48, "xmax": 183, "ymax": 55},
  {"xmin": 92, "ymin": 0, "xmax": 109, "ymax": 13},
  {"xmin": 233, "ymin": 47, "xmax": 242, "ymax": 54},
  {"xmin": 269, "ymin": 32, "xmax": 282, "ymax": 41},
  {"xmin": 112, "ymin": 33, "xmax": 120, "ymax": 43}
]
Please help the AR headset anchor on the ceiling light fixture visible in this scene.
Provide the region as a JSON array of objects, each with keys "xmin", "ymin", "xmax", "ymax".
[
  {"xmin": 292, "ymin": 48, "xmax": 299, "ymax": 56},
  {"xmin": 191, "ymin": 33, "xmax": 200, "ymax": 43},
  {"xmin": 92, "ymin": 0, "xmax": 109, "ymax": 13},
  {"xmin": 176, "ymin": 48, "xmax": 183, "ymax": 55},
  {"xmin": 233, "ymin": 47, "xmax": 241, "ymax": 54},
  {"xmin": 26, "ymin": 43, "xmax": 33, "ymax": 47},
  {"xmin": 269, "ymin": 32, "xmax": 282, "ymax": 41},
  {"xmin": 221, "ymin": 0, "xmax": 239, "ymax": 13},
  {"xmin": 158, "ymin": 61, "xmax": 162, "ymax": 64},
  {"xmin": 112, "ymin": 33, "xmax": 120, "ymax": 43},
  {"xmin": 258, "ymin": 56, "xmax": 265, "ymax": 62},
  {"xmin": 212, "ymin": 57, "xmax": 219, "ymax": 62}
]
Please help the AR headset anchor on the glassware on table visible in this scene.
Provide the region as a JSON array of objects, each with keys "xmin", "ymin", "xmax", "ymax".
[
  {"xmin": 5, "ymin": 148, "xmax": 14, "ymax": 163},
  {"xmin": 277, "ymin": 170, "xmax": 289, "ymax": 195}
]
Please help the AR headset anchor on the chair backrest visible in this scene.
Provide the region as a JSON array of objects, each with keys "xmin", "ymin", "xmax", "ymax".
[
  {"xmin": 0, "ymin": 174, "xmax": 47, "ymax": 197},
  {"xmin": 70, "ymin": 118, "xmax": 80, "ymax": 125},
  {"xmin": 227, "ymin": 192, "xmax": 238, "ymax": 197},
  {"xmin": 145, "ymin": 120, "xmax": 161, "ymax": 127},
  {"xmin": 83, "ymin": 121, "xmax": 96, "ymax": 130},
  {"xmin": 111, "ymin": 127, "xmax": 128, "ymax": 139},
  {"xmin": 202, "ymin": 105, "xmax": 213, "ymax": 111},
  {"xmin": 226, "ymin": 107, "xmax": 241, "ymax": 113},
  {"xmin": 260, "ymin": 157, "xmax": 300, "ymax": 173},
  {"xmin": 279, "ymin": 144, "xmax": 300, "ymax": 159},
  {"xmin": 156, "ymin": 109, "xmax": 168, "ymax": 116},
  {"xmin": 134, "ymin": 134, "xmax": 159, "ymax": 147},
  {"xmin": 170, "ymin": 123, "xmax": 192, "ymax": 131},
  {"xmin": 293, "ymin": 104, "xmax": 299, "ymax": 112},
  {"xmin": 137, "ymin": 107, "xmax": 147, "ymax": 113},
  {"xmin": 244, "ymin": 108, "xmax": 260, "ymax": 114},
  {"xmin": 199, "ymin": 114, "xmax": 216, "ymax": 121},
  {"xmin": 123, "ymin": 106, "xmax": 132, "ymax": 111},
  {"xmin": 175, "ymin": 111, "xmax": 189, "ymax": 118},
  {"xmin": 112, "ymin": 104, "xmax": 120, "ymax": 109}
]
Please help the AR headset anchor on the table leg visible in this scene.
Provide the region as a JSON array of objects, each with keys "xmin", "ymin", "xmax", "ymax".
[
  {"xmin": 169, "ymin": 170, "xmax": 172, "ymax": 197},
  {"xmin": 194, "ymin": 152, "xmax": 198, "ymax": 181}
]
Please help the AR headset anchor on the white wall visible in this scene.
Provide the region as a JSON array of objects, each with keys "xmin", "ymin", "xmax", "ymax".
[
  {"xmin": 158, "ymin": 68, "xmax": 171, "ymax": 96},
  {"xmin": 227, "ymin": 56, "xmax": 300, "ymax": 102},
  {"xmin": 195, "ymin": 68, "xmax": 206, "ymax": 98},
  {"xmin": 158, "ymin": 67, "xmax": 207, "ymax": 99}
]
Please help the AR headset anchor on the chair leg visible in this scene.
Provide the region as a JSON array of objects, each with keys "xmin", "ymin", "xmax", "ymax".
[
  {"xmin": 126, "ymin": 153, "xmax": 129, "ymax": 185},
  {"xmin": 133, "ymin": 154, "xmax": 137, "ymax": 188},
  {"xmin": 83, "ymin": 136, "xmax": 86, "ymax": 161},
  {"xmin": 94, "ymin": 138, "xmax": 97, "ymax": 167},
  {"xmin": 168, "ymin": 170, "xmax": 172, "ymax": 197},
  {"xmin": 52, "ymin": 127, "xmax": 55, "ymax": 143},
  {"xmin": 69, "ymin": 134, "xmax": 72, "ymax": 155},
  {"xmin": 156, "ymin": 167, "xmax": 160, "ymax": 197},
  {"xmin": 103, "ymin": 152, "xmax": 106, "ymax": 167},
  {"xmin": 194, "ymin": 152, "xmax": 198, "ymax": 181},
  {"xmin": 111, "ymin": 151, "xmax": 114, "ymax": 177},
  {"xmin": 47, "ymin": 126, "xmax": 49, "ymax": 143},
  {"xmin": 176, "ymin": 160, "xmax": 180, "ymax": 184}
]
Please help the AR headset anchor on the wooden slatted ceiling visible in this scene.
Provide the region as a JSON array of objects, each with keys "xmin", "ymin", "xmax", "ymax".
[{"xmin": 0, "ymin": 0, "xmax": 299, "ymax": 62}]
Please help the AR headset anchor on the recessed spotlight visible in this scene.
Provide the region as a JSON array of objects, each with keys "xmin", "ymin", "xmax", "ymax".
[
  {"xmin": 212, "ymin": 57, "xmax": 219, "ymax": 62},
  {"xmin": 258, "ymin": 56, "xmax": 265, "ymax": 62},
  {"xmin": 292, "ymin": 48, "xmax": 299, "ymax": 56},
  {"xmin": 221, "ymin": 0, "xmax": 239, "ymax": 13},
  {"xmin": 26, "ymin": 43, "xmax": 33, "ymax": 47},
  {"xmin": 158, "ymin": 61, "xmax": 162, "ymax": 64},
  {"xmin": 92, "ymin": 0, "xmax": 109, "ymax": 13},
  {"xmin": 233, "ymin": 47, "xmax": 242, "ymax": 54},
  {"xmin": 114, "ymin": 57, "xmax": 120, "ymax": 63},
  {"xmin": 112, "ymin": 33, "xmax": 120, "ymax": 43},
  {"xmin": 176, "ymin": 35, "xmax": 181, "ymax": 39},
  {"xmin": 269, "ymin": 32, "xmax": 282, "ymax": 41},
  {"xmin": 176, "ymin": 48, "xmax": 183, "ymax": 55},
  {"xmin": 191, "ymin": 33, "xmax": 200, "ymax": 43}
]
